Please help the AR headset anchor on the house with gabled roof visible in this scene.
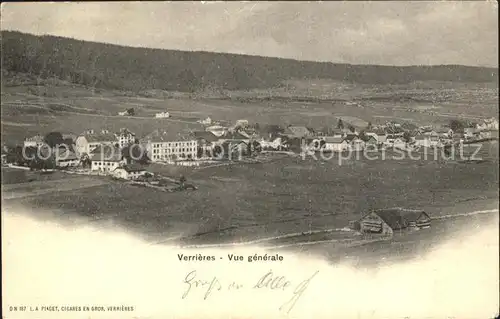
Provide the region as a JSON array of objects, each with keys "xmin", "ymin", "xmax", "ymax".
[
  {"xmin": 358, "ymin": 208, "xmax": 431, "ymax": 235},
  {"xmin": 374, "ymin": 129, "xmax": 388, "ymax": 144},
  {"xmin": 116, "ymin": 128, "xmax": 136, "ymax": 148},
  {"xmin": 321, "ymin": 136, "xmax": 348, "ymax": 152},
  {"xmin": 193, "ymin": 131, "xmax": 220, "ymax": 143},
  {"xmin": 75, "ymin": 129, "xmax": 118, "ymax": 156},
  {"xmin": 192, "ymin": 131, "xmax": 220, "ymax": 157},
  {"xmin": 206, "ymin": 125, "xmax": 228, "ymax": 137},
  {"xmin": 330, "ymin": 129, "xmax": 344, "ymax": 138},
  {"xmin": 364, "ymin": 135, "xmax": 378, "ymax": 146},
  {"xmin": 220, "ymin": 140, "xmax": 250, "ymax": 159},
  {"xmin": 343, "ymin": 134, "xmax": 365, "ymax": 151},
  {"xmin": 90, "ymin": 146, "xmax": 125, "ymax": 172},
  {"xmin": 436, "ymin": 127, "xmax": 453, "ymax": 138},
  {"xmin": 54, "ymin": 148, "xmax": 79, "ymax": 168},
  {"xmin": 282, "ymin": 125, "xmax": 314, "ymax": 139},
  {"xmin": 464, "ymin": 127, "xmax": 480, "ymax": 140},
  {"xmin": 24, "ymin": 134, "xmax": 45, "ymax": 148},
  {"xmin": 112, "ymin": 164, "xmax": 148, "ymax": 180},
  {"xmin": 218, "ymin": 130, "xmax": 251, "ymax": 145}
]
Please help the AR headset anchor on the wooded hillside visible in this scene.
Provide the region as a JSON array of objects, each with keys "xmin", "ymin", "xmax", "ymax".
[{"xmin": 1, "ymin": 31, "xmax": 498, "ymax": 92}]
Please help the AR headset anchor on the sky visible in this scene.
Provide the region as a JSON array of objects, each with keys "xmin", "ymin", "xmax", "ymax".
[{"xmin": 1, "ymin": 1, "xmax": 498, "ymax": 67}]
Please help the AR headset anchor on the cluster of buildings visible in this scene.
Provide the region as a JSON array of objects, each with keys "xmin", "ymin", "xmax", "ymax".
[
  {"xmin": 15, "ymin": 118, "xmax": 258, "ymax": 175},
  {"xmin": 303, "ymin": 118, "xmax": 499, "ymax": 153},
  {"xmin": 462, "ymin": 118, "xmax": 500, "ymax": 141},
  {"xmin": 17, "ymin": 128, "xmax": 137, "ymax": 172},
  {"xmin": 12, "ymin": 116, "xmax": 500, "ymax": 176}
]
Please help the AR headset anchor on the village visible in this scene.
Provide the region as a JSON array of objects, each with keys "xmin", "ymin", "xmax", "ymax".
[{"xmin": 3, "ymin": 114, "xmax": 499, "ymax": 174}]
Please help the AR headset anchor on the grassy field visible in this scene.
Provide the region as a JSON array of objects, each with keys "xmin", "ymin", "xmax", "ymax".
[
  {"xmin": 2, "ymin": 147, "xmax": 498, "ymax": 245},
  {"xmin": 1, "ymin": 78, "xmax": 498, "ymax": 144}
]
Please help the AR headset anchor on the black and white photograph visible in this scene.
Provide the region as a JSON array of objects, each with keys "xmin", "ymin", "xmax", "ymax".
[{"xmin": 1, "ymin": 1, "xmax": 499, "ymax": 318}]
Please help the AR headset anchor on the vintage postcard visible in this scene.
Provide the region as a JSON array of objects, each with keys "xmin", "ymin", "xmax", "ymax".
[{"xmin": 1, "ymin": 1, "xmax": 499, "ymax": 318}]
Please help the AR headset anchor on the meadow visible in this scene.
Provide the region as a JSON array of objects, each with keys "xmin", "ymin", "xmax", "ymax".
[
  {"xmin": 3, "ymin": 148, "xmax": 498, "ymax": 246},
  {"xmin": 1, "ymin": 76, "xmax": 498, "ymax": 144}
]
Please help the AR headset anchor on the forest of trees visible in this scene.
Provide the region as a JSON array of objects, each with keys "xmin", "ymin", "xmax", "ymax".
[{"xmin": 1, "ymin": 31, "xmax": 498, "ymax": 93}]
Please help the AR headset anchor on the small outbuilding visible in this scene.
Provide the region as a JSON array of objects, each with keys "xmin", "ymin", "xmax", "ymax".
[
  {"xmin": 357, "ymin": 208, "xmax": 431, "ymax": 235},
  {"xmin": 112, "ymin": 165, "xmax": 147, "ymax": 180}
]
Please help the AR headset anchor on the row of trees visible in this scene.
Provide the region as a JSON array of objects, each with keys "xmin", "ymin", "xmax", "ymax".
[{"xmin": 4, "ymin": 145, "xmax": 56, "ymax": 170}]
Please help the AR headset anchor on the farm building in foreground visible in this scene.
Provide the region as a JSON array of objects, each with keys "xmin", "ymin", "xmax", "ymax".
[
  {"xmin": 355, "ymin": 208, "xmax": 431, "ymax": 235},
  {"xmin": 112, "ymin": 164, "xmax": 147, "ymax": 180}
]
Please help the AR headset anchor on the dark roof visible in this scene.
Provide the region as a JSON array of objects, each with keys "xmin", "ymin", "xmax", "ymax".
[
  {"xmin": 283, "ymin": 126, "xmax": 313, "ymax": 138},
  {"xmin": 90, "ymin": 146, "xmax": 123, "ymax": 162},
  {"xmin": 331, "ymin": 129, "xmax": 343, "ymax": 135},
  {"xmin": 38, "ymin": 147, "xmax": 78, "ymax": 160},
  {"xmin": 222, "ymin": 131, "xmax": 250, "ymax": 140},
  {"xmin": 363, "ymin": 135, "xmax": 377, "ymax": 142},
  {"xmin": 255, "ymin": 124, "xmax": 285, "ymax": 135},
  {"xmin": 193, "ymin": 131, "xmax": 219, "ymax": 142},
  {"xmin": 80, "ymin": 132, "xmax": 117, "ymax": 143},
  {"xmin": 117, "ymin": 128, "xmax": 136, "ymax": 136},
  {"xmin": 436, "ymin": 128, "xmax": 451, "ymax": 134},
  {"xmin": 343, "ymin": 134, "xmax": 359, "ymax": 142},
  {"xmin": 142, "ymin": 129, "xmax": 194, "ymax": 142},
  {"xmin": 116, "ymin": 164, "xmax": 146, "ymax": 173},
  {"xmin": 55, "ymin": 148, "xmax": 78, "ymax": 160},
  {"xmin": 365, "ymin": 208, "xmax": 430, "ymax": 229},
  {"xmin": 414, "ymin": 135, "xmax": 428, "ymax": 140},
  {"xmin": 221, "ymin": 140, "xmax": 248, "ymax": 146},
  {"xmin": 323, "ymin": 136, "xmax": 344, "ymax": 143}
]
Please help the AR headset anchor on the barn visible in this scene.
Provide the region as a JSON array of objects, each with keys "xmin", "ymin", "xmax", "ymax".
[{"xmin": 358, "ymin": 208, "xmax": 431, "ymax": 235}]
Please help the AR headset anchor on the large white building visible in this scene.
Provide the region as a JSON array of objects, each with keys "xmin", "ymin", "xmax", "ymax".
[
  {"xmin": 90, "ymin": 146, "xmax": 126, "ymax": 172},
  {"xmin": 75, "ymin": 130, "xmax": 118, "ymax": 156},
  {"xmin": 115, "ymin": 128, "xmax": 136, "ymax": 148},
  {"xmin": 142, "ymin": 130, "xmax": 198, "ymax": 162}
]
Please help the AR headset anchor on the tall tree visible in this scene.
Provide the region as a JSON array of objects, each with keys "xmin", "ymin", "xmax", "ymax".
[
  {"xmin": 44, "ymin": 132, "xmax": 63, "ymax": 148},
  {"xmin": 337, "ymin": 118, "xmax": 344, "ymax": 129}
]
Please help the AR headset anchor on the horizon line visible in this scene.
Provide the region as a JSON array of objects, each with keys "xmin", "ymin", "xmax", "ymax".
[{"xmin": 2, "ymin": 29, "xmax": 499, "ymax": 70}]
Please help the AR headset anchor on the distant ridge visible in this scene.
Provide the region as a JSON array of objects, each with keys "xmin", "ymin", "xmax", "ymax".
[{"xmin": 1, "ymin": 31, "xmax": 498, "ymax": 93}]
